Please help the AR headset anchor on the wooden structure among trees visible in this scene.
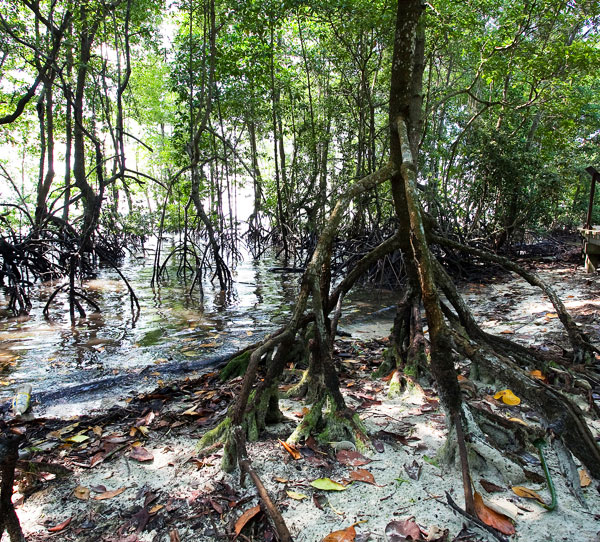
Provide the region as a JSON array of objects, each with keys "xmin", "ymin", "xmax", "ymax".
[{"xmin": 580, "ymin": 166, "xmax": 600, "ymax": 272}]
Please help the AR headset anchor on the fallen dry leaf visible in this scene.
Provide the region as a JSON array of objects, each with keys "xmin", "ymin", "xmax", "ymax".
[
  {"xmin": 512, "ymin": 486, "xmax": 545, "ymax": 504},
  {"xmin": 286, "ymin": 490, "xmax": 308, "ymax": 500},
  {"xmin": 94, "ymin": 487, "xmax": 127, "ymax": 500},
  {"xmin": 493, "ymin": 389, "xmax": 521, "ymax": 406},
  {"xmin": 73, "ymin": 485, "xmax": 90, "ymax": 500},
  {"xmin": 278, "ymin": 439, "xmax": 301, "ymax": 460},
  {"xmin": 47, "ymin": 517, "xmax": 72, "ymax": 532},
  {"xmin": 234, "ymin": 505, "xmax": 261, "ymax": 536},
  {"xmin": 349, "ymin": 469, "xmax": 377, "ymax": 486},
  {"xmin": 336, "ymin": 449, "xmax": 372, "ymax": 466},
  {"xmin": 385, "ymin": 518, "xmax": 422, "ymax": 541},
  {"xmin": 404, "ymin": 460, "xmax": 421, "ymax": 481},
  {"xmin": 579, "ymin": 469, "xmax": 592, "ymax": 488},
  {"xmin": 508, "ymin": 417, "xmax": 528, "ymax": 426},
  {"xmin": 480, "ymin": 479, "xmax": 504, "ymax": 493},
  {"xmin": 322, "ymin": 524, "xmax": 356, "ymax": 541},
  {"xmin": 130, "ymin": 446, "xmax": 154, "ymax": 462},
  {"xmin": 529, "ymin": 369, "xmax": 546, "ymax": 381},
  {"xmin": 474, "ymin": 491, "xmax": 516, "ymax": 535}
]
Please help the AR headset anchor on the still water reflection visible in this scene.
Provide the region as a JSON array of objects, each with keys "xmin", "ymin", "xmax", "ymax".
[{"xmin": 0, "ymin": 250, "xmax": 396, "ymax": 417}]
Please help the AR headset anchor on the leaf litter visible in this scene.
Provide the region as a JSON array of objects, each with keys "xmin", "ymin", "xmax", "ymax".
[{"xmin": 7, "ymin": 267, "xmax": 600, "ymax": 542}]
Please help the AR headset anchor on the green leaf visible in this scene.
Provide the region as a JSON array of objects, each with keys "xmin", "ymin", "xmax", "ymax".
[
  {"xmin": 310, "ymin": 478, "xmax": 347, "ymax": 491},
  {"xmin": 423, "ymin": 455, "xmax": 439, "ymax": 468}
]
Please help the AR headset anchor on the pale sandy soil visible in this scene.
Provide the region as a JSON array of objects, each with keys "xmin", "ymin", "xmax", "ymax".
[{"xmin": 7, "ymin": 263, "xmax": 600, "ymax": 542}]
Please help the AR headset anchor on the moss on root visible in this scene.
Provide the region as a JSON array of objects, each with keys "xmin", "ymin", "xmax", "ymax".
[
  {"xmin": 287, "ymin": 395, "xmax": 369, "ymax": 452},
  {"xmin": 219, "ymin": 350, "xmax": 252, "ymax": 381}
]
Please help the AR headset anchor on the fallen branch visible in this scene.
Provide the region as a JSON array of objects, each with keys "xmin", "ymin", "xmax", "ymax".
[{"xmin": 233, "ymin": 427, "xmax": 292, "ymax": 542}]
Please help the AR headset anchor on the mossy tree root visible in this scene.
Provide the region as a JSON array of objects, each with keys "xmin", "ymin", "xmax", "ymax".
[
  {"xmin": 431, "ymin": 234, "xmax": 600, "ymax": 364},
  {"xmin": 451, "ymin": 329, "xmax": 600, "ymax": 478},
  {"xmin": 287, "ymin": 394, "xmax": 369, "ymax": 451},
  {"xmin": 219, "ymin": 350, "xmax": 252, "ymax": 381}
]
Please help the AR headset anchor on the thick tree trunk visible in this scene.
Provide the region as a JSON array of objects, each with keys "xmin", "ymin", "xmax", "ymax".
[{"xmin": 388, "ymin": 1, "xmax": 475, "ymax": 514}]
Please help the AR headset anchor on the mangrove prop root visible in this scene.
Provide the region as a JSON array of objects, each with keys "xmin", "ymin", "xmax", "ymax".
[{"xmin": 0, "ymin": 432, "xmax": 25, "ymax": 542}]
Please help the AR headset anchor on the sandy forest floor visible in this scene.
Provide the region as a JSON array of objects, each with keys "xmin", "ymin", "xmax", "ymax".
[{"xmin": 3, "ymin": 257, "xmax": 600, "ymax": 542}]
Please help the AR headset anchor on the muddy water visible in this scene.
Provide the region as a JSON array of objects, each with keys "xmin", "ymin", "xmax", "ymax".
[{"xmin": 0, "ymin": 250, "xmax": 397, "ymax": 417}]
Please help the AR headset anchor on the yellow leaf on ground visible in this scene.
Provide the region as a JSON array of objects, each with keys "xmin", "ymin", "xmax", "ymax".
[
  {"xmin": 493, "ymin": 389, "xmax": 521, "ymax": 405},
  {"xmin": 500, "ymin": 329, "xmax": 514, "ymax": 334},
  {"xmin": 579, "ymin": 469, "xmax": 592, "ymax": 488},
  {"xmin": 512, "ymin": 486, "xmax": 545, "ymax": 504},
  {"xmin": 286, "ymin": 490, "xmax": 308, "ymax": 500},
  {"xmin": 474, "ymin": 492, "xmax": 516, "ymax": 535},
  {"xmin": 545, "ymin": 313, "xmax": 558, "ymax": 319}
]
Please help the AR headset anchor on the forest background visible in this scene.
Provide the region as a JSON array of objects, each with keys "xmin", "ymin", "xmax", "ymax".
[
  {"xmin": 1, "ymin": 1, "xmax": 600, "ymax": 540},
  {"xmin": 1, "ymin": 0, "xmax": 599, "ymax": 281}
]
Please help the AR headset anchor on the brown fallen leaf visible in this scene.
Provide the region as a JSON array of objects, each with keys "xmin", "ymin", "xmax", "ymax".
[
  {"xmin": 479, "ymin": 479, "xmax": 504, "ymax": 493},
  {"xmin": 234, "ymin": 505, "xmax": 261, "ymax": 536},
  {"xmin": 385, "ymin": 518, "xmax": 422, "ymax": 541},
  {"xmin": 322, "ymin": 524, "xmax": 356, "ymax": 541},
  {"xmin": 73, "ymin": 485, "xmax": 90, "ymax": 500},
  {"xmin": 404, "ymin": 460, "xmax": 421, "ymax": 481},
  {"xmin": 47, "ymin": 517, "xmax": 72, "ymax": 532},
  {"xmin": 579, "ymin": 469, "xmax": 592, "ymax": 488},
  {"xmin": 336, "ymin": 449, "xmax": 372, "ymax": 466},
  {"xmin": 474, "ymin": 491, "xmax": 516, "ymax": 535},
  {"xmin": 349, "ymin": 469, "xmax": 377, "ymax": 486},
  {"xmin": 130, "ymin": 446, "xmax": 154, "ymax": 462},
  {"xmin": 169, "ymin": 528, "xmax": 181, "ymax": 542},
  {"xmin": 94, "ymin": 487, "xmax": 127, "ymax": 500},
  {"xmin": 278, "ymin": 439, "xmax": 301, "ymax": 460},
  {"xmin": 512, "ymin": 486, "xmax": 545, "ymax": 504}
]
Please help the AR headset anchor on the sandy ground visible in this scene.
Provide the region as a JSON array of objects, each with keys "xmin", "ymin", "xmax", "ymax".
[{"xmin": 5, "ymin": 263, "xmax": 600, "ymax": 542}]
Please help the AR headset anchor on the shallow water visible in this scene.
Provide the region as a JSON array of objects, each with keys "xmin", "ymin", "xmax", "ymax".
[{"xmin": 0, "ymin": 247, "xmax": 397, "ymax": 417}]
